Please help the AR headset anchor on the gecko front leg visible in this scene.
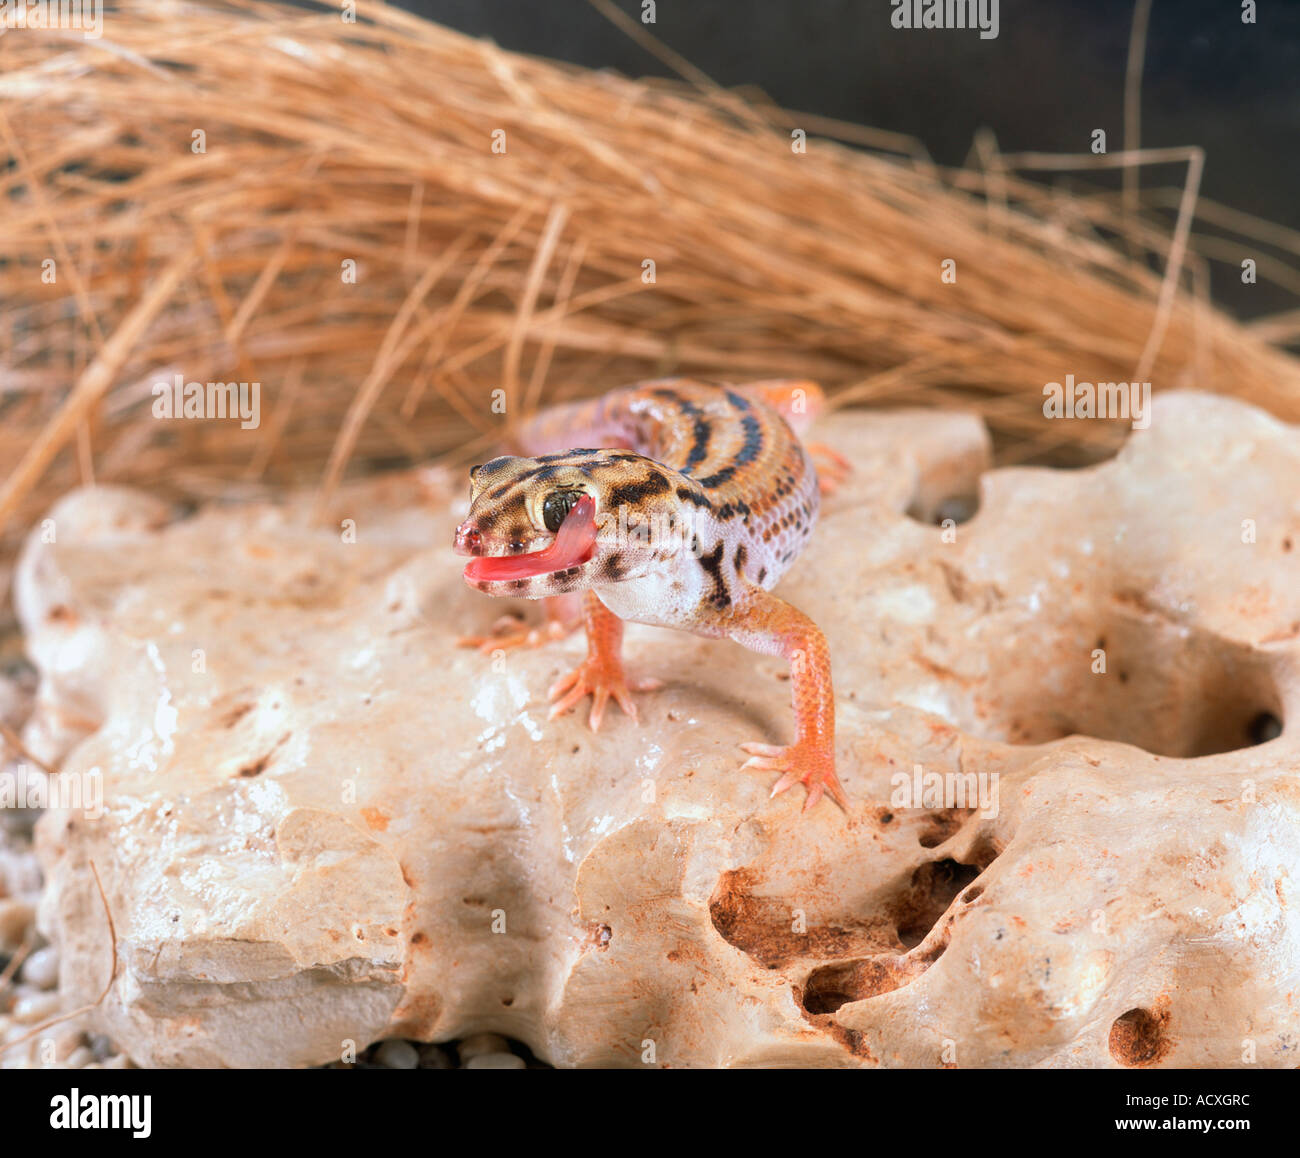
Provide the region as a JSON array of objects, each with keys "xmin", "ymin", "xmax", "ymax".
[
  {"xmin": 549, "ymin": 590, "xmax": 663, "ymax": 731},
  {"xmin": 723, "ymin": 584, "xmax": 847, "ymax": 811}
]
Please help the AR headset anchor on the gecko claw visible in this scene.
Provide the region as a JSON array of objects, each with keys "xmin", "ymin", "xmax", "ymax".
[{"xmin": 739, "ymin": 740, "xmax": 848, "ymax": 812}]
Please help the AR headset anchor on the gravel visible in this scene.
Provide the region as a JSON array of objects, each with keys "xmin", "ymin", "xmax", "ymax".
[
  {"xmin": 10, "ymin": 990, "xmax": 59, "ymax": 1026},
  {"xmin": 418, "ymin": 1044, "xmax": 453, "ymax": 1069},
  {"xmin": 343, "ymin": 1034, "xmax": 542, "ymax": 1070},
  {"xmin": 464, "ymin": 1052, "xmax": 526, "ymax": 1070},
  {"xmin": 456, "ymin": 1032, "xmax": 511, "ymax": 1061},
  {"xmin": 0, "ymin": 811, "xmax": 125, "ymax": 1071},
  {"xmin": 19, "ymin": 945, "xmax": 58, "ymax": 990},
  {"xmin": 0, "ymin": 898, "xmax": 35, "ymax": 949},
  {"xmin": 374, "ymin": 1039, "xmax": 420, "ymax": 1069}
]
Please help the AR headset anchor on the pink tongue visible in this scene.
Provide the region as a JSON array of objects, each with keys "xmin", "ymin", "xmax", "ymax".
[{"xmin": 464, "ymin": 495, "xmax": 597, "ymax": 582}]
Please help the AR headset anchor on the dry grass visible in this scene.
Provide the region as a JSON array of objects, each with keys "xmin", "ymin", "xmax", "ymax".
[{"xmin": 2, "ymin": 0, "xmax": 1300, "ymax": 621}]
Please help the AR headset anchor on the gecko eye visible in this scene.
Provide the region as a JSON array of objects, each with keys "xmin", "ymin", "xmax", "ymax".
[{"xmin": 542, "ymin": 490, "xmax": 583, "ymax": 533}]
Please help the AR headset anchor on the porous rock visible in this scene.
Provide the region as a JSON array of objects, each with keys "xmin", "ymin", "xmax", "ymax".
[{"xmin": 15, "ymin": 392, "xmax": 1300, "ymax": 1068}]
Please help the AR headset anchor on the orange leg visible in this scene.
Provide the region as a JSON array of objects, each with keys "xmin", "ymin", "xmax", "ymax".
[
  {"xmin": 548, "ymin": 591, "xmax": 663, "ymax": 730},
  {"xmin": 806, "ymin": 442, "xmax": 852, "ymax": 495},
  {"xmin": 458, "ymin": 593, "xmax": 582, "ymax": 654},
  {"xmin": 739, "ymin": 379, "xmax": 825, "ymax": 438},
  {"xmin": 726, "ymin": 586, "xmax": 847, "ymax": 811}
]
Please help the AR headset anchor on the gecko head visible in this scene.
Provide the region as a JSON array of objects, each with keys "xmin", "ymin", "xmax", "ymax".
[{"xmin": 453, "ymin": 450, "xmax": 677, "ymax": 598}]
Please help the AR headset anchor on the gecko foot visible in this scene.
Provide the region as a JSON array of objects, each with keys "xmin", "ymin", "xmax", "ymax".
[
  {"xmin": 739, "ymin": 741, "xmax": 848, "ymax": 812},
  {"xmin": 457, "ymin": 614, "xmax": 578, "ymax": 655},
  {"xmin": 807, "ymin": 442, "xmax": 852, "ymax": 496},
  {"xmin": 548, "ymin": 658, "xmax": 663, "ymax": 732}
]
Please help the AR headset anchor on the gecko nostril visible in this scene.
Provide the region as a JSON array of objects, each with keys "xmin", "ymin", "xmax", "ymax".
[{"xmin": 454, "ymin": 523, "xmax": 482, "ymax": 553}]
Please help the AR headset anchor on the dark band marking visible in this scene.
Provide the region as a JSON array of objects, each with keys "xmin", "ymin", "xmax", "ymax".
[
  {"xmin": 715, "ymin": 499, "xmax": 751, "ymax": 521},
  {"xmin": 684, "ymin": 416, "xmax": 712, "ymax": 471},
  {"xmin": 606, "ymin": 471, "xmax": 672, "ymax": 509},
  {"xmin": 534, "ymin": 449, "xmax": 603, "ymax": 464},
  {"xmin": 698, "ymin": 541, "xmax": 730, "ymax": 609},
  {"xmin": 676, "ymin": 486, "xmax": 712, "ymax": 509},
  {"xmin": 651, "ymin": 387, "xmax": 704, "ymax": 419},
  {"xmin": 697, "ymin": 412, "xmax": 764, "ymax": 488},
  {"xmin": 734, "ymin": 414, "xmax": 763, "ymax": 466},
  {"xmin": 603, "ymin": 553, "xmax": 630, "ymax": 581}
]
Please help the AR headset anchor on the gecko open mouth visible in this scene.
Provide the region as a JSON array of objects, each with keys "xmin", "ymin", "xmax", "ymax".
[{"xmin": 462, "ymin": 495, "xmax": 598, "ymax": 583}]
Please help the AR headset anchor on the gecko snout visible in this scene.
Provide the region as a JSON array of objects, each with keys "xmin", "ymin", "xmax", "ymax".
[{"xmin": 453, "ymin": 520, "xmax": 483, "ymax": 556}]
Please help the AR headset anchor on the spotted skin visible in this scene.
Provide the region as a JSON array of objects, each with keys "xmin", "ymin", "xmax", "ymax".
[{"xmin": 452, "ymin": 378, "xmax": 848, "ymax": 811}]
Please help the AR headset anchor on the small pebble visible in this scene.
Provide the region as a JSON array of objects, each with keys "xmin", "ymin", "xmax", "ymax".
[
  {"xmin": 457, "ymin": 1032, "xmax": 510, "ymax": 1062},
  {"xmin": 418, "ymin": 1043, "xmax": 453, "ymax": 1069},
  {"xmin": 20, "ymin": 945, "xmax": 58, "ymax": 990},
  {"xmin": 0, "ymin": 898, "xmax": 35, "ymax": 949},
  {"xmin": 465, "ymin": 1052, "xmax": 524, "ymax": 1070},
  {"xmin": 374, "ymin": 1039, "xmax": 419, "ymax": 1069},
  {"xmin": 11, "ymin": 991, "xmax": 59, "ymax": 1025},
  {"xmin": 63, "ymin": 1046, "xmax": 93, "ymax": 1068}
]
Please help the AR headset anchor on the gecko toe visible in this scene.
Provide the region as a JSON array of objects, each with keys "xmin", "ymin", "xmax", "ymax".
[
  {"xmin": 548, "ymin": 669, "xmax": 581, "ymax": 702},
  {"xmin": 549, "ymin": 658, "xmax": 655, "ymax": 731}
]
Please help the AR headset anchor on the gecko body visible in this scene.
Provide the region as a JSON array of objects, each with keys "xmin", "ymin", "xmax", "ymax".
[{"xmin": 453, "ymin": 378, "xmax": 847, "ymax": 810}]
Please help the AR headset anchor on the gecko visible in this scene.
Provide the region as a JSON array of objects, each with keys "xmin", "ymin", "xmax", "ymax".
[{"xmin": 452, "ymin": 378, "xmax": 851, "ymax": 810}]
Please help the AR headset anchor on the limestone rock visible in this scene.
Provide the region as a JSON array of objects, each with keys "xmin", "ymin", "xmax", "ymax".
[{"xmin": 15, "ymin": 391, "xmax": 1300, "ymax": 1068}]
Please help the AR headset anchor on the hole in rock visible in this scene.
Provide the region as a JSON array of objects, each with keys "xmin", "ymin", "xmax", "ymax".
[
  {"xmin": 1249, "ymin": 712, "xmax": 1283, "ymax": 745},
  {"xmin": 802, "ymin": 957, "xmax": 919, "ymax": 1014},
  {"xmin": 917, "ymin": 807, "xmax": 975, "ymax": 849},
  {"xmin": 907, "ymin": 492, "xmax": 980, "ymax": 527},
  {"xmin": 892, "ymin": 859, "xmax": 982, "ymax": 950},
  {"xmin": 979, "ymin": 610, "xmax": 1284, "ymax": 758},
  {"xmin": 709, "ymin": 868, "xmax": 900, "ymax": 970},
  {"xmin": 237, "ymin": 754, "xmax": 271, "ymax": 778},
  {"xmin": 901, "ymin": 441, "xmax": 987, "ymax": 528},
  {"xmin": 967, "ymin": 833, "xmax": 1002, "ymax": 870},
  {"xmin": 1108, "ymin": 1007, "xmax": 1171, "ymax": 1067}
]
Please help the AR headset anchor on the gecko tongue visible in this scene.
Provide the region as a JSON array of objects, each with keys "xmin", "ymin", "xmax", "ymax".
[{"xmin": 464, "ymin": 495, "xmax": 598, "ymax": 583}]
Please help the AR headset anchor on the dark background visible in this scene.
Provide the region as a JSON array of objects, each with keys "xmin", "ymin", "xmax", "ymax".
[{"xmin": 392, "ymin": 0, "xmax": 1300, "ymax": 323}]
